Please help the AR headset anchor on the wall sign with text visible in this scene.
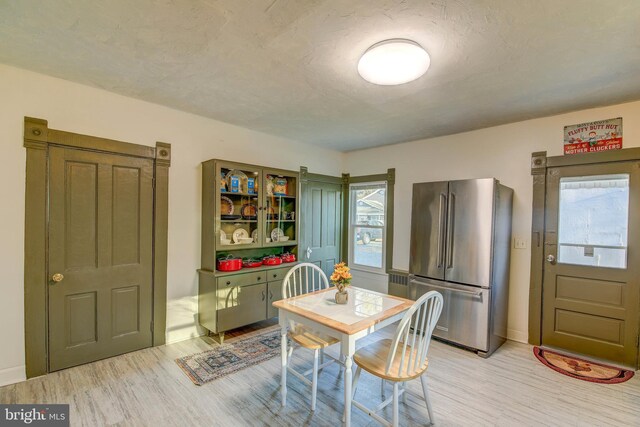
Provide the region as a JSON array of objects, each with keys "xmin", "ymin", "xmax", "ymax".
[{"xmin": 563, "ymin": 117, "xmax": 623, "ymax": 155}]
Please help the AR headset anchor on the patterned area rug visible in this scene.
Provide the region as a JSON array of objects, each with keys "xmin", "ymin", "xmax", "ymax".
[
  {"xmin": 176, "ymin": 326, "xmax": 283, "ymax": 385},
  {"xmin": 533, "ymin": 347, "xmax": 634, "ymax": 384}
]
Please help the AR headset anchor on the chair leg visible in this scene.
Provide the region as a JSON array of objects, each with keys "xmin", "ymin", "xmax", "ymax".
[
  {"xmin": 319, "ymin": 348, "xmax": 325, "ymax": 373},
  {"xmin": 392, "ymin": 382, "xmax": 399, "ymax": 427},
  {"xmin": 287, "ymin": 346, "xmax": 294, "ymax": 364},
  {"xmin": 420, "ymin": 375, "xmax": 435, "ymax": 425},
  {"xmin": 352, "ymin": 366, "xmax": 362, "ymax": 399},
  {"xmin": 402, "ymin": 382, "xmax": 407, "ymax": 404},
  {"xmin": 381, "ymin": 379, "xmax": 385, "ymax": 397},
  {"xmin": 311, "ymin": 349, "xmax": 319, "ymax": 411}
]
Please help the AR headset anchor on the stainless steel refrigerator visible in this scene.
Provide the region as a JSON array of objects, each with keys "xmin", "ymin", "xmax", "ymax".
[{"xmin": 409, "ymin": 178, "xmax": 513, "ymax": 357}]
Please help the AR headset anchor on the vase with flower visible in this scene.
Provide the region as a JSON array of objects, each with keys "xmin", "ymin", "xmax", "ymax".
[{"xmin": 330, "ymin": 262, "xmax": 352, "ymax": 304}]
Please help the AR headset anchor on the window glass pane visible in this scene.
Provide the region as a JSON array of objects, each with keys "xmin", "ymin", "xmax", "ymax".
[
  {"xmin": 354, "ymin": 186, "xmax": 385, "ymax": 226},
  {"xmin": 557, "ymin": 174, "xmax": 629, "ymax": 268},
  {"xmin": 353, "ymin": 227, "xmax": 383, "ymax": 268}
]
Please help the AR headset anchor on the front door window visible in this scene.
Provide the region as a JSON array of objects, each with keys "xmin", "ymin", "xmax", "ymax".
[{"xmin": 557, "ymin": 174, "xmax": 629, "ymax": 269}]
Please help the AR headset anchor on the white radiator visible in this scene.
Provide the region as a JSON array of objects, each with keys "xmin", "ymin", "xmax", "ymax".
[{"xmin": 388, "ymin": 270, "xmax": 409, "ymax": 298}]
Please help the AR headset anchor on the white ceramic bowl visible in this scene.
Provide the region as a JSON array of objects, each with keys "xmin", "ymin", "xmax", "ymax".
[
  {"xmin": 279, "ymin": 236, "xmax": 290, "ymax": 242},
  {"xmin": 220, "ymin": 238, "xmax": 231, "ymax": 245},
  {"xmin": 238, "ymin": 237, "xmax": 254, "ymax": 244}
]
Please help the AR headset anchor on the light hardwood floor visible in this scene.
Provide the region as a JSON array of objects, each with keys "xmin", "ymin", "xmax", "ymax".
[{"xmin": 1, "ymin": 321, "xmax": 639, "ymax": 426}]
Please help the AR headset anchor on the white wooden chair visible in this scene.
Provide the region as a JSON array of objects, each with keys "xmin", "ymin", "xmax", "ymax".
[
  {"xmin": 281, "ymin": 263, "xmax": 342, "ymax": 411},
  {"xmin": 350, "ymin": 290, "xmax": 443, "ymax": 426}
]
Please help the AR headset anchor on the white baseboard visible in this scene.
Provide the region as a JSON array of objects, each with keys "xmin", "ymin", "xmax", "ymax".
[
  {"xmin": 0, "ymin": 365, "xmax": 26, "ymax": 387},
  {"xmin": 507, "ymin": 328, "xmax": 528, "ymax": 344},
  {"xmin": 165, "ymin": 327, "xmax": 206, "ymax": 345}
]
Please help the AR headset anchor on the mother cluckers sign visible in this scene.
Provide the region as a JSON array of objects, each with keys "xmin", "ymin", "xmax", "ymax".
[{"xmin": 563, "ymin": 117, "xmax": 623, "ymax": 155}]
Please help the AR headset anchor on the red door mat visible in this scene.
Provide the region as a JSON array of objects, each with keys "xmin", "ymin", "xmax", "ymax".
[{"xmin": 533, "ymin": 347, "xmax": 634, "ymax": 384}]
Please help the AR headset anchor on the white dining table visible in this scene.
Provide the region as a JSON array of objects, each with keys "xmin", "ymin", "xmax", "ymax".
[{"xmin": 273, "ymin": 286, "xmax": 414, "ymax": 426}]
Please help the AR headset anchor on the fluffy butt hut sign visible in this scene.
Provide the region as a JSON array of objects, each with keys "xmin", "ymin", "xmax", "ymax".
[{"xmin": 563, "ymin": 117, "xmax": 623, "ymax": 155}]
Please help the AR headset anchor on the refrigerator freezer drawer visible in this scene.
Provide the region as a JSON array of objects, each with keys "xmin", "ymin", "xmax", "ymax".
[{"xmin": 409, "ymin": 278, "xmax": 490, "ymax": 352}]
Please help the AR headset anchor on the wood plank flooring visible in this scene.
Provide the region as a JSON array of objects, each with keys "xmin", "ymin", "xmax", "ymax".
[{"xmin": 1, "ymin": 321, "xmax": 639, "ymax": 426}]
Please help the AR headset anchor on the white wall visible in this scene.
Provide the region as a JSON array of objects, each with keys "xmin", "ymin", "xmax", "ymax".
[
  {"xmin": 0, "ymin": 63, "xmax": 344, "ymax": 386},
  {"xmin": 344, "ymin": 100, "xmax": 640, "ymax": 343}
]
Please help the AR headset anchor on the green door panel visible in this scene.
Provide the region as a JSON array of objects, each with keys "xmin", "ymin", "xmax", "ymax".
[
  {"xmin": 301, "ymin": 180, "xmax": 343, "ymax": 279},
  {"xmin": 48, "ymin": 147, "xmax": 154, "ymax": 371}
]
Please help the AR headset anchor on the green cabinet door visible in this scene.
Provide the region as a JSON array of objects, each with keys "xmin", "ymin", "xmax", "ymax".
[{"xmin": 267, "ymin": 280, "xmax": 284, "ymax": 318}]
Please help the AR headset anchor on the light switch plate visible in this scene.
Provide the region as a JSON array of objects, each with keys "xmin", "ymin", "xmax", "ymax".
[{"xmin": 514, "ymin": 237, "xmax": 527, "ymax": 249}]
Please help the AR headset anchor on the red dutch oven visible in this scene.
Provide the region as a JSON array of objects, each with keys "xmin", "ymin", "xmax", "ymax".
[
  {"xmin": 281, "ymin": 252, "xmax": 296, "ymax": 263},
  {"xmin": 263, "ymin": 255, "xmax": 283, "ymax": 266},
  {"xmin": 217, "ymin": 255, "xmax": 242, "ymax": 272},
  {"xmin": 242, "ymin": 258, "xmax": 263, "ymax": 268}
]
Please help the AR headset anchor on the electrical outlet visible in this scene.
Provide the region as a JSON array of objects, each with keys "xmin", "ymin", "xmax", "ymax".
[{"xmin": 514, "ymin": 237, "xmax": 527, "ymax": 249}]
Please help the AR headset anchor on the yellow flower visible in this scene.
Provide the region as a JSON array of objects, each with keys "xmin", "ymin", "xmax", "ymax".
[{"xmin": 331, "ymin": 262, "xmax": 352, "ymax": 287}]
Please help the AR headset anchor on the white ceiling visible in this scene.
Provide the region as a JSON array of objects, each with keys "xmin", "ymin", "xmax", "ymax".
[{"xmin": 1, "ymin": 0, "xmax": 639, "ymax": 151}]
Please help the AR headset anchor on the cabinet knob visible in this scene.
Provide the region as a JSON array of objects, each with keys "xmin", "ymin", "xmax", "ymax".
[
  {"xmin": 257, "ymin": 276, "xmax": 261, "ymax": 281},
  {"xmin": 52, "ymin": 273, "xmax": 64, "ymax": 283},
  {"xmin": 226, "ymin": 281, "xmax": 231, "ymax": 285},
  {"xmin": 273, "ymin": 274, "xmax": 277, "ymax": 278}
]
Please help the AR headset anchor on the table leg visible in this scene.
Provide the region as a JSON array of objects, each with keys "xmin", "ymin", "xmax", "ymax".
[
  {"xmin": 343, "ymin": 354, "xmax": 353, "ymax": 426},
  {"xmin": 280, "ymin": 321, "xmax": 288, "ymax": 407}
]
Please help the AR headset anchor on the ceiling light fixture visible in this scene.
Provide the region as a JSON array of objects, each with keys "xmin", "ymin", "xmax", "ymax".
[{"xmin": 358, "ymin": 39, "xmax": 430, "ymax": 86}]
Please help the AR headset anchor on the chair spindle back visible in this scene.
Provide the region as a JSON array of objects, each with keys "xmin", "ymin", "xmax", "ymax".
[
  {"xmin": 282, "ymin": 262, "xmax": 329, "ymax": 299},
  {"xmin": 386, "ymin": 291, "xmax": 443, "ymax": 378}
]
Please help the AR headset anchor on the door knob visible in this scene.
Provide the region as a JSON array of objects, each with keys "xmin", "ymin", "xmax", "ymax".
[
  {"xmin": 52, "ymin": 273, "xmax": 64, "ymax": 283},
  {"xmin": 546, "ymin": 254, "xmax": 556, "ymax": 264}
]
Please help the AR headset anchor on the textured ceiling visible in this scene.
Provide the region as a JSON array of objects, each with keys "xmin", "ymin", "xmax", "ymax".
[{"xmin": 1, "ymin": 0, "xmax": 639, "ymax": 151}]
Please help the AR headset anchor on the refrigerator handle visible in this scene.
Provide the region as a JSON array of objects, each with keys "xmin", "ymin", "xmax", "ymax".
[
  {"xmin": 437, "ymin": 193, "xmax": 447, "ymax": 268},
  {"xmin": 446, "ymin": 192, "xmax": 455, "ymax": 268},
  {"xmin": 410, "ymin": 279, "xmax": 483, "ymax": 297}
]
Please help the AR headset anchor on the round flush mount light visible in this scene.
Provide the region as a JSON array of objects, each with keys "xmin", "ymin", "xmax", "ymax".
[{"xmin": 358, "ymin": 39, "xmax": 430, "ymax": 85}]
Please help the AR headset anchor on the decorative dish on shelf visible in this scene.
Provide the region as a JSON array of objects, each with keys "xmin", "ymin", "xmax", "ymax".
[
  {"xmin": 241, "ymin": 203, "xmax": 257, "ymax": 220},
  {"xmin": 219, "ymin": 230, "xmax": 231, "ymax": 245},
  {"xmin": 232, "ymin": 228, "xmax": 250, "ymax": 244},
  {"xmin": 251, "ymin": 229, "xmax": 258, "ymax": 243},
  {"xmin": 271, "ymin": 227, "xmax": 284, "ymax": 242},
  {"xmin": 221, "ymin": 214, "xmax": 241, "ymax": 220},
  {"xmin": 220, "ymin": 196, "xmax": 234, "ymax": 215}
]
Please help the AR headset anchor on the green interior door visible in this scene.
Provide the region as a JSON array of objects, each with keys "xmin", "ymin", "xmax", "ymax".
[
  {"xmin": 301, "ymin": 179, "xmax": 342, "ymax": 279},
  {"xmin": 48, "ymin": 146, "xmax": 154, "ymax": 371},
  {"xmin": 542, "ymin": 161, "xmax": 640, "ymax": 367}
]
